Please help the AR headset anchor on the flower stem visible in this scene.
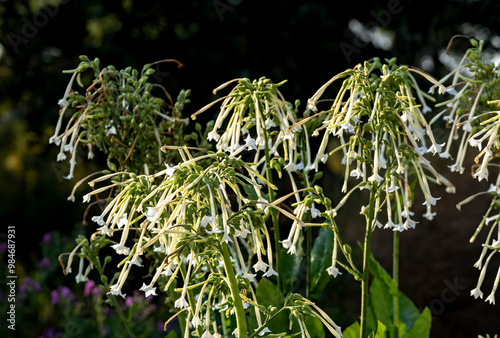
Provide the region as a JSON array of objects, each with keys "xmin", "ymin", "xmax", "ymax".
[
  {"xmin": 360, "ymin": 185, "xmax": 377, "ymax": 338},
  {"xmin": 306, "ymin": 225, "xmax": 312, "ymax": 298},
  {"xmin": 221, "ymin": 242, "xmax": 247, "ymax": 337},
  {"xmin": 393, "ymin": 231, "xmax": 400, "ymax": 338},
  {"xmin": 262, "ymin": 126, "xmax": 281, "ymax": 290},
  {"xmin": 94, "ymin": 257, "xmax": 136, "ymax": 338},
  {"xmin": 180, "ymin": 264, "xmax": 204, "ymax": 337}
]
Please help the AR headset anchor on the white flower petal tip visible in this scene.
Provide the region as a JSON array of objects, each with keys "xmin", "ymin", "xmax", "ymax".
[
  {"xmin": 368, "ymin": 173, "xmax": 384, "ymax": 184},
  {"xmin": 174, "ymin": 295, "xmax": 189, "ymax": 309},
  {"xmin": 255, "ymin": 327, "xmax": 271, "ymax": 336},
  {"xmin": 485, "ymin": 294, "xmax": 495, "ymax": 305},
  {"xmin": 111, "ymin": 244, "xmax": 131, "ymax": 255},
  {"xmin": 139, "ymin": 283, "xmax": 158, "ymax": 297},
  {"xmin": 207, "ymin": 130, "xmax": 220, "ymax": 141},
  {"xmin": 263, "ymin": 267, "xmax": 279, "ymax": 278},
  {"xmin": 244, "ymin": 135, "xmax": 257, "ymax": 151},
  {"xmin": 326, "ymin": 266, "xmax": 342, "ymax": 278},
  {"xmin": 470, "ymin": 288, "xmax": 483, "ymax": 299},
  {"xmin": 427, "ymin": 143, "xmax": 445, "ymax": 155},
  {"xmin": 253, "ymin": 259, "xmax": 269, "ymax": 273}
]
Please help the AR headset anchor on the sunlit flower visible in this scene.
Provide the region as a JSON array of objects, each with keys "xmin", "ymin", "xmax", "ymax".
[
  {"xmin": 253, "ymin": 258, "xmax": 269, "ymax": 273},
  {"xmin": 139, "ymin": 283, "xmax": 158, "ymax": 298},
  {"xmin": 175, "ymin": 294, "xmax": 189, "ymax": 309}
]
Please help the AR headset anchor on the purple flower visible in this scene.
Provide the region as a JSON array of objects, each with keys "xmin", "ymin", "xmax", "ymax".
[
  {"xmin": 50, "ymin": 290, "xmax": 59, "ymax": 304},
  {"xmin": 84, "ymin": 280, "xmax": 101, "ymax": 297},
  {"xmin": 39, "ymin": 257, "xmax": 51, "ymax": 269},
  {"xmin": 84, "ymin": 280, "xmax": 95, "ymax": 297},
  {"xmin": 42, "ymin": 232, "xmax": 53, "ymax": 244},
  {"xmin": 157, "ymin": 320, "xmax": 165, "ymax": 333},
  {"xmin": 58, "ymin": 285, "xmax": 75, "ymax": 300},
  {"xmin": 32, "ymin": 280, "xmax": 42, "ymax": 293},
  {"xmin": 39, "ymin": 327, "xmax": 60, "ymax": 338},
  {"xmin": 125, "ymin": 296, "xmax": 133, "ymax": 307},
  {"xmin": 0, "ymin": 242, "xmax": 6, "ymax": 254}
]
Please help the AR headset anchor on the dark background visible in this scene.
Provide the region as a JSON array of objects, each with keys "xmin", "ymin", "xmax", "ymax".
[{"xmin": 1, "ymin": 0, "xmax": 500, "ymax": 337}]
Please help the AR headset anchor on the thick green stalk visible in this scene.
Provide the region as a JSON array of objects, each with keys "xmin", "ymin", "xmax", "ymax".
[
  {"xmin": 221, "ymin": 242, "xmax": 247, "ymax": 337},
  {"xmin": 393, "ymin": 231, "xmax": 400, "ymax": 338},
  {"xmin": 360, "ymin": 185, "xmax": 377, "ymax": 338}
]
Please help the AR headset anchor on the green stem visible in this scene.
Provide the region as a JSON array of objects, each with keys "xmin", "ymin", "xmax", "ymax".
[
  {"xmin": 221, "ymin": 242, "xmax": 247, "ymax": 338},
  {"xmin": 306, "ymin": 226, "xmax": 312, "ymax": 299},
  {"xmin": 248, "ymin": 307, "xmax": 288, "ymax": 338},
  {"xmin": 180, "ymin": 264, "xmax": 204, "ymax": 338},
  {"xmin": 167, "ymin": 282, "xmax": 187, "ymax": 335},
  {"xmin": 262, "ymin": 126, "xmax": 281, "ymax": 290},
  {"xmin": 393, "ymin": 231, "xmax": 400, "ymax": 338},
  {"xmin": 360, "ymin": 185, "xmax": 377, "ymax": 338},
  {"xmin": 94, "ymin": 258, "xmax": 136, "ymax": 338}
]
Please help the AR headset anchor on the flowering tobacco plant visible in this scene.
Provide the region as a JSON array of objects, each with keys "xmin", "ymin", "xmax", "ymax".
[
  {"xmin": 51, "ymin": 43, "xmax": 498, "ymax": 338},
  {"xmin": 435, "ymin": 38, "xmax": 500, "ymax": 306},
  {"xmin": 304, "ymin": 57, "xmax": 455, "ymax": 337}
]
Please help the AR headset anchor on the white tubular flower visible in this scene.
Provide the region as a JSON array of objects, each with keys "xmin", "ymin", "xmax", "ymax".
[
  {"xmin": 327, "ymin": 232, "xmax": 342, "ymax": 278},
  {"xmin": 471, "ymin": 287, "xmax": 484, "ymax": 300},
  {"xmin": 111, "ymin": 244, "xmax": 130, "ymax": 255},
  {"xmin": 326, "ymin": 266, "xmax": 342, "ymax": 278},
  {"xmin": 75, "ymin": 257, "xmax": 88, "ymax": 283},
  {"xmin": 263, "ymin": 266, "xmax": 278, "ymax": 278},
  {"xmin": 485, "ymin": 266, "xmax": 500, "ymax": 305},
  {"xmin": 471, "ymin": 250, "xmax": 497, "ymax": 300},
  {"xmin": 207, "ymin": 129, "xmax": 221, "ymax": 142},
  {"xmin": 255, "ymin": 327, "xmax": 271, "ymax": 336},
  {"xmin": 139, "ymin": 283, "xmax": 158, "ymax": 298},
  {"xmin": 109, "ymin": 263, "xmax": 132, "ymax": 299},
  {"xmin": 175, "ymin": 294, "xmax": 189, "ymax": 309},
  {"xmin": 253, "ymin": 256, "xmax": 269, "ymax": 273}
]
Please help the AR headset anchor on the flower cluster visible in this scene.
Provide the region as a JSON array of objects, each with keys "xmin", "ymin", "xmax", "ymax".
[
  {"xmin": 63, "ymin": 143, "xmax": 319, "ymax": 336},
  {"xmin": 437, "ymin": 39, "xmax": 500, "ymax": 304},
  {"xmin": 306, "ymin": 59, "xmax": 454, "ymax": 232},
  {"xmin": 49, "ymin": 55, "xmax": 193, "ymax": 177}
]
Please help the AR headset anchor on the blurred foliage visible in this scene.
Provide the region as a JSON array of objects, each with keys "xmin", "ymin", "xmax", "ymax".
[{"xmin": 1, "ymin": 0, "xmax": 500, "ymax": 336}]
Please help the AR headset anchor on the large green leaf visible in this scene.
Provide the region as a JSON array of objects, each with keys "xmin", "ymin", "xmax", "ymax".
[
  {"xmin": 249, "ymin": 278, "xmax": 325, "ymax": 337},
  {"xmin": 342, "ymin": 321, "xmax": 360, "ymax": 338},
  {"xmin": 165, "ymin": 330, "xmax": 178, "ymax": 338},
  {"xmin": 367, "ymin": 257, "xmax": 429, "ymax": 337},
  {"xmin": 303, "ymin": 315, "xmax": 325, "ymax": 338},
  {"xmin": 375, "ymin": 320, "xmax": 387, "ymax": 338},
  {"xmin": 404, "ymin": 307, "xmax": 431, "ymax": 338},
  {"xmin": 280, "ymin": 233, "xmax": 304, "ymax": 294},
  {"xmin": 249, "ymin": 278, "xmax": 288, "ymax": 335},
  {"xmin": 310, "ymin": 227, "xmax": 334, "ymax": 298}
]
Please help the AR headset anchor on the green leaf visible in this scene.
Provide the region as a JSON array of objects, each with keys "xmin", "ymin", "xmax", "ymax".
[
  {"xmin": 249, "ymin": 279, "xmax": 288, "ymax": 334},
  {"xmin": 165, "ymin": 330, "xmax": 178, "ymax": 338},
  {"xmin": 375, "ymin": 320, "xmax": 387, "ymax": 338},
  {"xmin": 342, "ymin": 321, "xmax": 360, "ymax": 338},
  {"xmin": 304, "ymin": 315, "xmax": 325, "ymax": 338},
  {"xmin": 280, "ymin": 234, "xmax": 304, "ymax": 294},
  {"xmin": 310, "ymin": 228, "xmax": 334, "ymax": 298},
  {"xmin": 404, "ymin": 307, "xmax": 431, "ymax": 338},
  {"xmin": 367, "ymin": 257, "xmax": 422, "ymax": 336}
]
